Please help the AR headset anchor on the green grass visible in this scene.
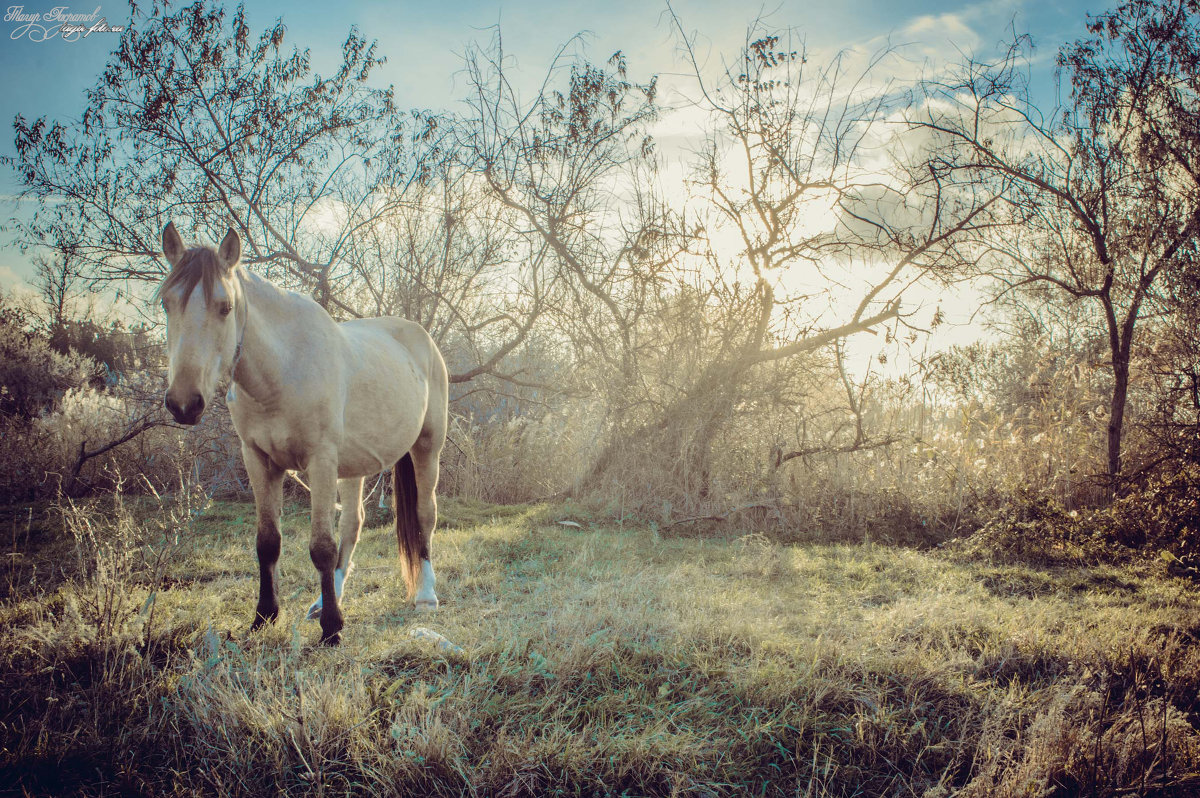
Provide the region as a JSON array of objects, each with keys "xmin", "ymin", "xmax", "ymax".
[{"xmin": 2, "ymin": 496, "xmax": 1200, "ymax": 796}]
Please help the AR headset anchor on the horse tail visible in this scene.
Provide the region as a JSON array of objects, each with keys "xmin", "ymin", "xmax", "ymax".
[{"xmin": 393, "ymin": 453, "xmax": 425, "ymax": 599}]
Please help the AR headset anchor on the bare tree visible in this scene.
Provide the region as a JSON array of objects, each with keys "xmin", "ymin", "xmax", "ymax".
[
  {"xmin": 32, "ymin": 252, "xmax": 88, "ymax": 331},
  {"xmin": 456, "ymin": 32, "xmax": 682, "ymax": 377},
  {"xmin": 453, "ymin": 31, "xmax": 694, "ymax": 424},
  {"xmin": 6, "ymin": 0, "xmax": 550, "ymax": 388},
  {"xmin": 446, "ymin": 19, "xmax": 1003, "ymax": 504},
  {"xmin": 915, "ymin": 0, "xmax": 1200, "ymax": 491},
  {"xmin": 330, "ymin": 166, "xmax": 556, "ymax": 386},
  {"xmin": 7, "ymin": 1, "xmax": 423, "ymax": 319},
  {"xmin": 653, "ymin": 18, "xmax": 1003, "ymax": 494}
]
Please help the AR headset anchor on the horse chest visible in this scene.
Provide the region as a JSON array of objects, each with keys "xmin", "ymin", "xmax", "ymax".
[
  {"xmin": 230, "ymin": 399, "xmax": 324, "ymax": 472},
  {"xmin": 246, "ymin": 427, "xmax": 307, "ymax": 471}
]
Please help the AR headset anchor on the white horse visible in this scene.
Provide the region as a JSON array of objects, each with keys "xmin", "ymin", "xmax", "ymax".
[{"xmin": 157, "ymin": 223, "xmax": 448, "ymax": 644}]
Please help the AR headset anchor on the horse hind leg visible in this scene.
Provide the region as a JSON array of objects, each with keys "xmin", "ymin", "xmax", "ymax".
[
  {"xmin": 307, "ymin": 477, "xmax": 364, "ymax": 620},
  {"xmin": 412, "ymin": 440, "xmax": 441, "ymax": 611}
]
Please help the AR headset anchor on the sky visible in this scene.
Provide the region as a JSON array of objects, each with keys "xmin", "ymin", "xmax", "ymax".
[{"xmin": 0, "ymin": 0, "xmax": 1108, "ymax": 356}]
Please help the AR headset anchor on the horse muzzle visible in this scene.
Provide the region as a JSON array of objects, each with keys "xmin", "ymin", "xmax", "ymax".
[{"xmin": 165, "ymin": 390, "xmax": 206, "ymax": 425}]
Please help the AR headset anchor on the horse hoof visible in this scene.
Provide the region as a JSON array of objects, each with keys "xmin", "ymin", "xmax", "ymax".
[
  {"xmin": 415, "ymin": 598, "xmax": 438, "ymax": 613},
  {"xmin": 250, "ymin": 610, "xmax": 277, "ymax": 631},
  {"xmin": 321, "ymin": 632, "xmax": 341, "ymax": 646}
]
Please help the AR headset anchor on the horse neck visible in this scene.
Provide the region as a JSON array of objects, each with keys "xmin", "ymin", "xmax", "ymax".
[{"xmin": 232, "ymin": 270, "xmax": 320, "ymax": 404}]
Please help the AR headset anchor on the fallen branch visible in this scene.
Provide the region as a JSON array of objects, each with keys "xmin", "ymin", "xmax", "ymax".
[
  {"xmin": 776, "ymin": 435, "xmax": 903, "ymax": 466},
  {"xmin": 661, "ymin": 501, "xmax": 778, "ymax": 529}
]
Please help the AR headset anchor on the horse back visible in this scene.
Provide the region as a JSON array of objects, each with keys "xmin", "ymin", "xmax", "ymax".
[{"xmin": 337, "ymin": 316, "xmax": 444, "ymax": 384}]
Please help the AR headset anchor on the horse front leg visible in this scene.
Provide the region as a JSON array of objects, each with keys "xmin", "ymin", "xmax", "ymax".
[
  {"xmin": 244, "ymin": 444, "xmax": 284, "ymax": 630},
  {"xmin": 307, "ymin": 456, "xmax": 343, "ymax": 645},
  {"xmin": 307, "ymin": 477, "xmax": 364, "ymax": 621}
]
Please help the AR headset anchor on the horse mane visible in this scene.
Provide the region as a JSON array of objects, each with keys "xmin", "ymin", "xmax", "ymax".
[{"xmin": 155, "ymin": 247, "xmax": 229, "ymax": 310}]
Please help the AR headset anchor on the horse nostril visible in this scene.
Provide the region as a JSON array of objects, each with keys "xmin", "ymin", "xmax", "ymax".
[
  {"xmin": 191, "ymin": 394, "xmax": 205, "ymax": 416},
  {"xmin": 164, "ymin": 393, "xmax": 180, "ymax": 415}
]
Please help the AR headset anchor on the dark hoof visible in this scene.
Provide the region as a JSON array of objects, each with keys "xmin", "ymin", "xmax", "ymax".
[
  {"xmin": 250, "ymin": 608, "xmax": 278, "ymax": 631},
  {"xmin": 318, "ymin": 609, "xmax": 343, "ymax": 646}
]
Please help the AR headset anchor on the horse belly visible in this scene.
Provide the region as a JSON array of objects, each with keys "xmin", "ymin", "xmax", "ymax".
[{"xmin": 335, "ymin": 347, "xmax": 427, "ymax": 479}]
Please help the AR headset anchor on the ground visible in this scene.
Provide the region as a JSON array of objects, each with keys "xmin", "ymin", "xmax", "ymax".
[{"xmin": 1, "ymin": 497, "xmax": 1199, "ymax": 796}]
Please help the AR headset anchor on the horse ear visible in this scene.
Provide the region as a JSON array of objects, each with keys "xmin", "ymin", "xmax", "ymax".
[
  {"xmin": 162, "ymin": 222, "xmax": 185, "ymax": 269},
  {"xmin": 218, "ymin": 228, "xmax": 241, "ymax": 270}
]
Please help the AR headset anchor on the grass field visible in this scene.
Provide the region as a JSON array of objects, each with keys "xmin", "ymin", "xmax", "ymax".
[{"xmin": 2, "ymin": 496, "xmax": 1200, "ymax": 796}]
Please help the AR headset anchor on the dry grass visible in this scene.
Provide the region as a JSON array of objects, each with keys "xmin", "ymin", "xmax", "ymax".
[{"xmin": 2, "ymin": 496, "xmax": 1200, "ymax": 796}]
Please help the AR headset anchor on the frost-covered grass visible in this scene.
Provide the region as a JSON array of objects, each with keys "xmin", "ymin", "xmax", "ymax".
[{"xmin": 2, "ymin": 494, "xmax": 1199, "ymax": 796}]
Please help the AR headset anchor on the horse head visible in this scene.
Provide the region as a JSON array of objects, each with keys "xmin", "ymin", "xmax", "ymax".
[{"xmin": 157, "ymin": 222, "xmax": 244, "ymax": 425}]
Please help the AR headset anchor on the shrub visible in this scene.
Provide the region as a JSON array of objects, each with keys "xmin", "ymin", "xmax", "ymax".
[
  {"xmin": 949, "ymin": 463, "xmax": 1200, "ymax": 566},
  {"xmin": 440, "ymin": 402, "xmax": 603, "ymax": 504},
  {"xmin": 0, "ymin": 299, "xmax": 99, "ymax": 420}
]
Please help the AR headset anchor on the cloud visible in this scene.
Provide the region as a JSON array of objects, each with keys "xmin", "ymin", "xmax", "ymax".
[
  {"xmin": 903, "ymin": 13, "xmax": 979, "ymax": 47},
  {"xmin": 0, "ymin": 263, "xmax": 36, "ymax": 298}
]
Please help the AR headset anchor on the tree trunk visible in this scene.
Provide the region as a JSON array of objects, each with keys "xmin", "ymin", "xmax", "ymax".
[{"xmin": 1107, "ymin": 353, "xmax": 1130, "ymax": 495}]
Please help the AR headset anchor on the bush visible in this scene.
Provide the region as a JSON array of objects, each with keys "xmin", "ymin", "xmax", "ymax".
[
  {"xmin": 440, "ymin": 402, "xmax": 603, "ymax": 504},
  {"xmin": 0, "ymin": 295, "xmax": 244, "ymax": 502},
  {"xmin": 949, "ymin": 463, "xmax": 1200, "ymax": 566},
  {"xmin": 1100, "ymin": 464, "xmax": 1200, "ymax": 556},
  {"xmin": 946, "ymin": 496, "xmax": 1120, "ymax": 567},
  {"xmin": 0, "ymin": 299, "xmax": 99, "ymax": 420}
]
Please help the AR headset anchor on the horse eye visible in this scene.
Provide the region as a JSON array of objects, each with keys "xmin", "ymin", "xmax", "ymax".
[{"xmin": 219, "ymin": 303, "xmax": 233, "ymax": 317}]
